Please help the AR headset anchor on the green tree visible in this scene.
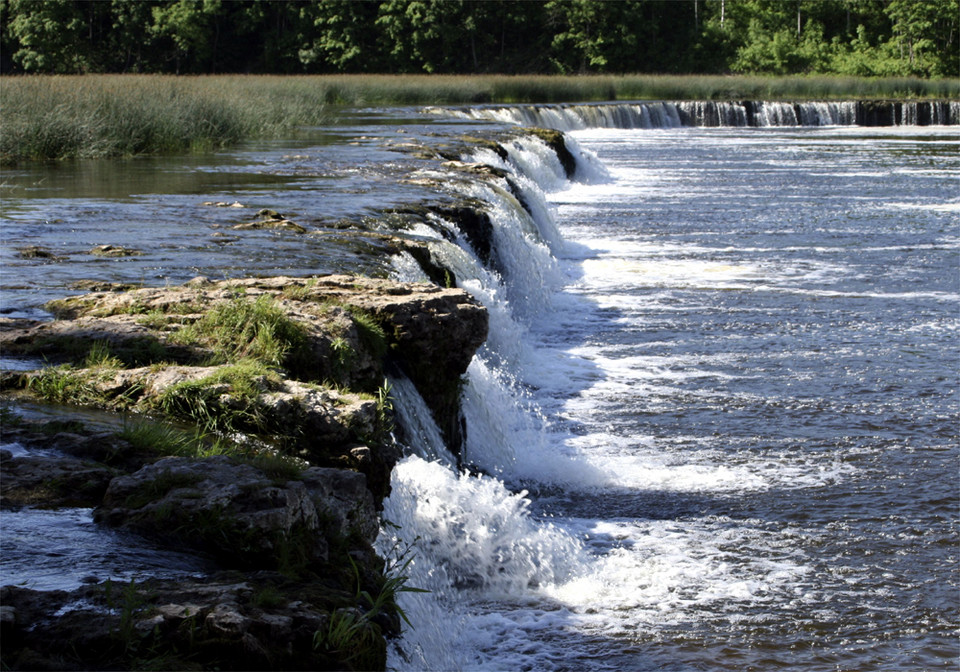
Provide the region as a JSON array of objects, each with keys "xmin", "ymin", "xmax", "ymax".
[
  {"xmin": 884, "ymin": 0, "xmax": 956, "ymax": 76},
  {"xmin": 300, "ymin": 0, "xmax": 384, "ymax": 72},
  {"xmin": 376, "ymin": 0, "xmax": 482, "ymax": 73},
  {"xmin": 546, "ymin": 0, "xmax": 615, "ymax": 73},
  {"xmin": 101, "ymin": 0, "xmax": 159, "ymax": 72},
  {"xmin": 149, "ymin": 0, "xmax": 224, "ymax": 73},
  {"xmin": 6, "ymin": 0, "xmax": 88, "ymax": 72}
]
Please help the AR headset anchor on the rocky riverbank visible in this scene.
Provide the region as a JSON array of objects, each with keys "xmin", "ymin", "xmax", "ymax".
[{"xmin": 0, "ymin": 274, "xmax": 488, "ymax": 670}]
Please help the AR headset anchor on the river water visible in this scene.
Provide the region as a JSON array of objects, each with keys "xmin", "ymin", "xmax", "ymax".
[
  {"xmin": 380, "ymin": 118, "xmax": 959, "ymax": 671},
  {"xmin": 1, "ymin": 105, "xmax": 957, "ymax": 671}
]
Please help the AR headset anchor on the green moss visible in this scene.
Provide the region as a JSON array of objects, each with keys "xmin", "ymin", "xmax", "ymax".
[
  {"xmin": 241, "ymin": 452, "xmax": 306, "ymax": 485},
  {"xmin": 45, "ymin": 297, "xmax": 96, "ymax": 319},
  {"xmin": 250, "ymin": 584, "xmax": 287, "ymax": 609}
]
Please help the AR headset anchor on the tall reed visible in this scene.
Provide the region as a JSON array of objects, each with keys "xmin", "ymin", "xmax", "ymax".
[{"xmin": 2, "ymin": 74, "xmax": 956, "ymax": 163}]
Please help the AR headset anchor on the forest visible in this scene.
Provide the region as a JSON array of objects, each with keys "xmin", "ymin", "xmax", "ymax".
[{"xmin": 1, "ymin": 0, "xmax": 957, "ymax": 78}]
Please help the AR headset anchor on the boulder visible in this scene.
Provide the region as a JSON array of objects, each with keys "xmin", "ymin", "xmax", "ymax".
[
  {"xmin": 94, "ymin": 456, "xmax": 377, "ymax": 569},
  {"xmin": 89, "ymin": 244, "xmax": 142, "ymax": 257},
  {"xmin": 1, "ymin": 451, "xmax": 113, "ymax": 509},
  {"xmin": 0, "ymin": 572, "xmax": 384, "ymax": 671}
]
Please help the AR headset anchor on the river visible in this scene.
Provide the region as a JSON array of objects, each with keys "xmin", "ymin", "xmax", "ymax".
[{"xmin": 1, "ymin": 103, "xmax": 957, "ymax": 671}]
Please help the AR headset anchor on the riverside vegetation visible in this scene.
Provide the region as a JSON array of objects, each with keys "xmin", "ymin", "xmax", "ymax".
[
  {"xmin": 3, "ymin": 0, "xmax": 956, "ymax": 78},
  {"xmin": 2, "ymin": 73, "xmax": 958, "ymax": 164}
]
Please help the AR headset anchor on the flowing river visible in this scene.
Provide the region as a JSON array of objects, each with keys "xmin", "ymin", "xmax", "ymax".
[{"xmin": 1, "ymin": 103, "xmax": 958, "ymax": 671}]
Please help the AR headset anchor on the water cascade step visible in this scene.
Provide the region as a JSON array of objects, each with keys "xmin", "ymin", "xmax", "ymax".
[{"xmin": 428, "ymin": 100, "xmax": 960, "ymax": 130}]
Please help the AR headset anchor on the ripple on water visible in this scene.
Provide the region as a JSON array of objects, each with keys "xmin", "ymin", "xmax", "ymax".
[{"xmin": 1, "ymin": 508, "xmax": 213, "ymax": 591}]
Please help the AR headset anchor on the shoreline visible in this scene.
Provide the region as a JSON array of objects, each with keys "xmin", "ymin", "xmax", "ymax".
[{"xmin": 2, "ymin": 74, "xmax": 957, "ymax": 164}]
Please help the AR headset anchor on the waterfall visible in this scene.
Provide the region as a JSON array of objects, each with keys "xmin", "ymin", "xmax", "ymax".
[
  {"xmin": 388, "ymin": 375, "xmax": 458, "ymax": 468},
  {"xmin": 379, "ymin": 130, "xmax": 623, "ymax": 669},
  {"xmin": 427, "ymin": 100, "xmax": 956, "ymax": 129}
]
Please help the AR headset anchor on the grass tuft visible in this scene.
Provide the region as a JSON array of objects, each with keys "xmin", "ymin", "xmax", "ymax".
[
  {"xmin": 172, "ymin": 295, "xmax": 311, "ymax": 372},
  {"xmin": 154, "ymin": 359, "xmax": 282, "ymax": 434}
]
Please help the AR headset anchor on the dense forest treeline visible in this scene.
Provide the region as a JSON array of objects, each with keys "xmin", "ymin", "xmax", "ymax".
[{"xmin": 1, "ymin": 0, "xmax": 957, "ymax": 78}]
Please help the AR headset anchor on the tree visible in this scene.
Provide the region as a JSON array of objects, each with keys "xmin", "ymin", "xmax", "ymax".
[
  {"xmin": 7, "ymin": 0, "xmax": 89, "ymax": 72},
  {"xmin": 149, "ymin": 0, "xmax": 224, "ymax": 73},
  {"xmin": 884, "ymin": 0, "xmax": 956, "ymax": 76},
  {"xmin": 375, "ymin": 0, "xmax": 481, "ymax": 73},
  {"xmin": 105, "ymin": 0, "xmax": 159, "ymax": 72},
  {"xmin": 300, "ymin": 0, "xmax": 384, "ymax": 72}
]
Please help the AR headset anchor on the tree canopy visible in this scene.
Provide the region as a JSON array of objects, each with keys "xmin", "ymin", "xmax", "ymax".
[{"xmin": 1, "ymin": 0, "xmax": 956, "ymax": 77}]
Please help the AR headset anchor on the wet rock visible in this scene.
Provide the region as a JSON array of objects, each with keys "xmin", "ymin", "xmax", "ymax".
[
  {"xmin": 0, "ymin": 418, "xmax": 150, "ymax": 475},
  {"xmin": 318, "ymin": 276, "xmax": 487, "ymax": 450},
  {"xmin": 233, "ymin": 218, "xmax": 308, "ymax": 233},
  {"xmin": 0, "ymin": 573, "xmax": 383, "ymax": 671},
  {"xmin": 441, "ymin": 160, "xmax": 510, "ymax": 179},
  {"xmin": 16, "ymin": 246, "xmax": 64, "ymax": 261},
  {"xmin": 234, "ymin": 209, "xmax": 308, "ymax": 233},
  {"xmin": 67, "ymin": 280, "xmax": 139, "ymax": 292},
  {"xmin": 89, "ymin": 244, "xmax": 142, "ymax": 257},
  {"xmin": 527, "ymin": 127, "xmax": 577, "ymax": 178}
]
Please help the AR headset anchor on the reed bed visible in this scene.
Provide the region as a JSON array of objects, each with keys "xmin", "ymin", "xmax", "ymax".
[{"xmin": 2, "ymin": 74, "xmax": 957, "ymax": 163}]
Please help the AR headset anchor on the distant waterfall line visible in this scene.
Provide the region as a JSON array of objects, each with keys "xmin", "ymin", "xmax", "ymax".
[{"xmin": 429, "ymin": 100, "xmax": 960, "ymax": 130}]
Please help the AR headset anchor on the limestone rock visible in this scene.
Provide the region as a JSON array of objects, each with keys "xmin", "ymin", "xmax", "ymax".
[
  {"xmin": 0, "ymin": 573, "xmax": 383, "ymax": 671},
  {"xmin": 3, "ymin": 274, "xmax": 488, "ymax": 456}
]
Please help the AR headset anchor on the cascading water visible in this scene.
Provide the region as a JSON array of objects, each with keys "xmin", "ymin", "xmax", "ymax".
[
  {"xmin": 378, "ymin": 133, "xmax": 620, "ymax": 669},
  {"xmin": 5, "ymin": 101, "xmax": 952, "ymax": 670},
  {"xmin": 428, "ymin": 99, "xmax": 958, "ymax": 130}
]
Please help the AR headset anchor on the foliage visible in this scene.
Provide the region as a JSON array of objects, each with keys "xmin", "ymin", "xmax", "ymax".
[
  {"xmin": 1, "ymin": 0, "xmax": 955, "ymax": 78},
  {"xmin": 0, "ymin": 74, "xmax": 333, "ymax": 163},
  {"xmin": 313, "ymin": 538, "xmax": 427, "ymax": 665},
  {"xmin": 104, "ymin": 578, "xmax": 152, "ymax": 654},
  {"xmin": 116, "ymin": 418, "xmax": 232, "ymax": 459},
  {"xmin": 25, "ymin": 364, "xmax": 114, "ymax": 406},
  {"xmin": 84, "ymin": 340, "xmax": 125, "ymax": 370},
  {"xmin": 372, "ymin": 378, "xmax": 395, "ymax": 442},
  {"xmin": 346, "ymin": 308, "xmax": 388, "ymax": 362}
]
